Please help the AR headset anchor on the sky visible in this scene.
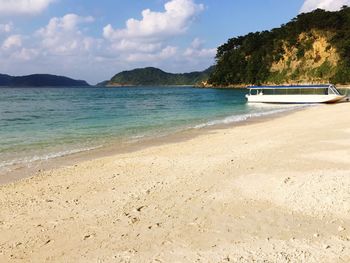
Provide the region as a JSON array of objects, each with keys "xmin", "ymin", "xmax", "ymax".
[{"xmin": 0, "ymin": 0, "xmax": 348, "ymax": 84}]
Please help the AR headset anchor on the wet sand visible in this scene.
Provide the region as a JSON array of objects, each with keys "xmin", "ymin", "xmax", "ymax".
[{"xmin": 0, "ymin": 103, "xmax": 350, "ymax": 262}]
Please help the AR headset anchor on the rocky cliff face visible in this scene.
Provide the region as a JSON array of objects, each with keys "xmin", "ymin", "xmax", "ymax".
[{"xmin": 268, "ymin": 31, "xmax": 339, "ymax": 84}]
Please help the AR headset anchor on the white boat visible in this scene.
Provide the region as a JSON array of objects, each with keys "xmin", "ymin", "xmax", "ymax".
[{"xmin": 245, "ymin": 84, "xmax": 345, "ymax": 104}]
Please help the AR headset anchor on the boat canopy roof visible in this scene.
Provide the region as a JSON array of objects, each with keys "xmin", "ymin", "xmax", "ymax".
[{"xmin": 248, "ymin": 84, "xmax": 332, "ymax": 90}]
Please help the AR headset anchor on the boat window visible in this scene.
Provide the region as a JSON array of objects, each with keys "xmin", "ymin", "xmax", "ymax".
[
  {"xmin": 286, "ymin": 88, "xmax": 300, "ymax": 95},
  {"xmin": 333, "ymin": 86, "xmax": 341, "ymax": 95},
  {"xmin": 263, "ymin": 89, "xmax": 274, "ymax": 95},
  {"xmin": 312, "ymin": 88, "xmax": 326, "ymax": 95},
  {"xmin": 328, "ymin": 85, "xmax": 340, "ymax": 95},
  {"xmin": 274, "ymin": 89, "xmax": 286, "ymax": 95},
  {"xmin": 301, "ymin": 88, "xmax": 315, "ymax": 95}
]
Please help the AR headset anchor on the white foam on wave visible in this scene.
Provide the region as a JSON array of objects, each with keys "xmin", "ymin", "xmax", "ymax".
[
  {"xmin": 193, "ymin": 104, "xmax": 309, "ymax": 129},
  {"xmin": 129, "ymin": 134, "xmax": 146, "ymax": 140},
  {"xmin": 0, "ymin": 145, "xmax": 102, "ymax": 169}
]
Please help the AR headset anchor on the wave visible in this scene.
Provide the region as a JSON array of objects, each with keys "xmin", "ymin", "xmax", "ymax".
[
  {"xmin": 0, "ymin": 145, "xmax": 102, "ymax": 169},
  {"xmin": 193, "ymin": 105, "xmax": 309, "ymax": 129},
  {"xmin": 129, "ymin": 134, "xmax": 146, "ymax": 140}
]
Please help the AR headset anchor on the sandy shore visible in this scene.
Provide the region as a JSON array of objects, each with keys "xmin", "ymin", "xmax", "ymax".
[{"xmin": 1, "ymin": 103, "xmax": 350, "ymax": 262}]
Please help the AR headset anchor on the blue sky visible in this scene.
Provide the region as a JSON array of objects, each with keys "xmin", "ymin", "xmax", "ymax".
[{"xmin": 0, "ymin": 0, "xmax": 348, "ymax": 84}]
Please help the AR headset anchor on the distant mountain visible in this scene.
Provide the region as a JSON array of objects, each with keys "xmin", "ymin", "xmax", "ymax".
[
  {"xmin": 0, "ymin": 74, "xmax": 13, "ymax": 86},
  {"xmin": 0, "ymin": 74, "xmax": 89, "ymax": 87},
  {"xmin": 100, "ymin": 67, "xmax": 214, "ymax": 86}
]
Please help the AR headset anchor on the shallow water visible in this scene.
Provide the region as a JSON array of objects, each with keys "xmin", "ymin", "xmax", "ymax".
[{"xmin": 0, "ymin": 86, "xmax": 304, "ymax": 170}]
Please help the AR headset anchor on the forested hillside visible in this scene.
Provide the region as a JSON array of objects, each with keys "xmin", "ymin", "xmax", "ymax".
[
  {"xmin": 102, "ymin": 67, "xmax": 214, "ymax": 86},
  {"xmin": 208, "ymin": 6, "xmax": 350, "ymax": 86}
]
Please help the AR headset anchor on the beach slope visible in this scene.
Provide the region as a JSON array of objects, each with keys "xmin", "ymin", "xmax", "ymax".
[{"xmin": 1, "ymin": 103, "xmax": 350, "ymax": 262}]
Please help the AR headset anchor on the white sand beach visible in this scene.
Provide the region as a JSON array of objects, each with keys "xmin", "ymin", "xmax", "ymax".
[{"xmin": 0, "ymin": 103, "xmax": 350, "ymax": 262}]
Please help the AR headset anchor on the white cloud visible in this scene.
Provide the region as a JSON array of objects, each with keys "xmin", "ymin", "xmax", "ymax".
[
  {"xmin": 0, "ymin": 0, "xmax": 54, "ymax": 15},
  {"xmin": 184, "ymin": 38, "xmax": 216, "ymax": 58},
  {"xmin": 0, "ymin": 13, "xmax": 100, "ymax": 79},
  {"xmin": 109, "ymin": 39, "xmax": 162, "ymax": 53},
  {"xmin": 101, "ymin": 0, "xmax": 209, "ymax": 69},
  {"xmin": 37, "ymin": 13, "xmax": 96, "ymax": 55},
  {"xmin": 2, "ymin": 34, "xmax": 22, "ymax": 49},
  {"xmin": 300, "ymin": 0, "xmax": 350, "ymax": 13},
  {"xmin": 0, "ymin": 34, "xmax": 37, "ymax": 61},
  {"xmin": 190, "ymin": 37, "xmax": 204, "ymax": 49},
  {"xmin": 0, "ymin": 22, "xmax": 13, "ymax": 33},
  {"xmin": 126, "ymin": 46, "xmax": 178, "ymax": 62},
  {"xmin": 184, "ymin": 46, "xmax": 216, "ymax": 58},
  {"xmin": 103, "ymin": 0, "xmax": 204, "ymax": 41},
  {"xmin": 11, "ymin": 48, "xmax": 39, "ymax": 61}
]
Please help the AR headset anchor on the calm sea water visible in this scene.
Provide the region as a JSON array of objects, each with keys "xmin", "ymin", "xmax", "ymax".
[{"xmin": 0, "ymin": 86, "xmax": 303, "ymax": 170}]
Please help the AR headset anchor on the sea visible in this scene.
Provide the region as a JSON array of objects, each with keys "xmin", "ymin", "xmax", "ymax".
[{"xmin": 0, "ymin": 86, "xmax": 307, "ymax": 172}]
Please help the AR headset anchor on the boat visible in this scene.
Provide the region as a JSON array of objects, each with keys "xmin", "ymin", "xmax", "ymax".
[{"xmin": 245, "ymin": 84, "xmax": 345, "ymax": 104}]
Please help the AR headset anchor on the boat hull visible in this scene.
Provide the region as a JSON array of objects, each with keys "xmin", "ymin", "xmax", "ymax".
[{"xmin": 246, "ymin": 94, "xmax": 345, "ymax": 104}]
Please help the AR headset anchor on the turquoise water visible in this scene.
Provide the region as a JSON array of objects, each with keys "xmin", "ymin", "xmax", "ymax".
[{"xmin": 0, "ymin": 86, "xmax": 302, "ymax": 170}]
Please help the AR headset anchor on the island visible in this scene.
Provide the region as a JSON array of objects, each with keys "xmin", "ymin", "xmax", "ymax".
[
  {"xmin": 0, "ymin": 73, "xmax": 89, "ymax": 87},
  {"xmin": 98, "ymin": 66, "xmax": 214, "ymax": 86}
]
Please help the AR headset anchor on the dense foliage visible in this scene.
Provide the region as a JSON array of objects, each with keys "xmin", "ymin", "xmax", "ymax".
[
  {"xmin": 107, "ymin": 67, "xmax": 214, "ymax": 86},
  {"xmin": 208, "ymin": 6, "xmax": 350, "ymax": 85},
  {"xmin": 0, "ymin": 74, "xmax": 89, "ymax": 87}
]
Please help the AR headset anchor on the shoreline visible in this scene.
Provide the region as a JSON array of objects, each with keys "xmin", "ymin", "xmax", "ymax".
[
  {"xmin": 0, "ymin": 104, "xmax": 306, "ymax": 185},
  {"xmin": 1, "ymin": 103, "xmax": 349, "ymax": 262}
]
